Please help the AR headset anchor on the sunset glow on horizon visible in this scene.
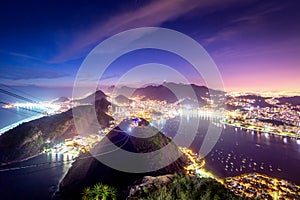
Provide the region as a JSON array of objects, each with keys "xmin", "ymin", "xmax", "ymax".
[{"xmin": 0, "ymin": 0, "xmax": 299, "ymax": 97}]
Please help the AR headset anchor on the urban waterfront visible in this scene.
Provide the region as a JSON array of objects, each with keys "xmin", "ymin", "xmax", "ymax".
[
  {"xmin": 1, "ymin": 114, "xmax": 299, "ymax": 199},
  {"xmin": 162, "ymin": 115, "xmax": 300, "ymax": 185}
]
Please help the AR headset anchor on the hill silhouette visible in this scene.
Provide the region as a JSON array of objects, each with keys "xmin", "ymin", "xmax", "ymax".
[
  {"xmin": 53, "ymin": 96, "xmax": 70, "ymax": 103},
  {"xmin": 276, "ymin": 96, "xmax": 300, "ymax": 106},
  {"xmin": 132, "ymin": 82, "xmax": 223, "ymax": 105},
  {"xmin": 58, "ymin": 118, "xmax": 188, "ymax": 200},
  {"xmin": 0, "ymin": 93, "xmax": 112, "ymax": 164},
  {"xmin": 74, "ymin": 90, "xmax": 107, "ymax": 104},
  {"xmin": 107, "ymin": 83, "xmax": 224, "ymax": 106},
  {"xmin": 114, "ymin": 95, "xmax": 132, "ymax": 104}
]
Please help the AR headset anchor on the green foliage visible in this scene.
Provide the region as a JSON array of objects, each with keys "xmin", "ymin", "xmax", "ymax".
[
  {"xmin": 140, "ymin": 174, "xmax": 248, "ymax": 200},
  {"xmin": 82, "ymin": 183, "xmax": 117, "ymax": 200}
]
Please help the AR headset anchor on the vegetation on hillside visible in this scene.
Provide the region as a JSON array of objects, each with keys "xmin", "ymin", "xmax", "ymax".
[
  {"xmin": 0, "ymin": 98, "xmax": 112, "ymax": 164},
  {"xmin": 82, "ymin": 183, "xmax": 117, "ymax": 200},
  {"xmin": 131, "ymin": 174, "xmax": 250, "ymax": 200}
]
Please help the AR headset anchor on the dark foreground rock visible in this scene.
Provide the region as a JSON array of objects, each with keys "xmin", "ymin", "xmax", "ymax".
[{"xmin": 57, "ymin": 119, "xmax": 188, "ymax": 200}]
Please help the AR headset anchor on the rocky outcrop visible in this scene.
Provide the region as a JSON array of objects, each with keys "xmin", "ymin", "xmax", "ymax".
[{"xmin": 127, "ymin": 175, "xmax": 175, "ymax": 200}]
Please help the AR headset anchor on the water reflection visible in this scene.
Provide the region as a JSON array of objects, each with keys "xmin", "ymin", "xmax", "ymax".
[
  {"xmin": 0, "ymin": 154, "xmax": 72, "ymax": 200},
  {"xmin": 161, "ymin": 115, "xmax": 300, "ymax": 185}
]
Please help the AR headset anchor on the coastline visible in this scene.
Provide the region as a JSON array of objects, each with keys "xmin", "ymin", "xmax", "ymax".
[
  {"xmin": 0, "ymin": 114, "xmax": 44, "ymax": 135},
  {"xmin": 222, "ymin": 120, "xmax": 300, "ymax": 139},
  {"xmin": 0, "ymin": 114, "xmax": 46, "ymax": 167},
  {"xmin": 0, "ymin": 152, "xmax": 43, "ymax": 167}
]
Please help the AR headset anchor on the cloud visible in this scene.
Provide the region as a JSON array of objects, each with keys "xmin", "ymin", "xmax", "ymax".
[
  {"xmin": 52, "ymin": 0, "xmax": 243, "ymax": 63},
  {"xmin": 100, "ymin": 74, "xmax": 120, "ymax": 81},
  {"xmin": 202, "ymin": 1, "xmax": 287, "ymax": 45},
  {"xmin": 213, "ymin": 38, "xmax": 300, "ymax": 57},
  {"xmin": 0, "ymin": 49, "xmax": 46, "ymax": 63},
  {"xmin": 198, "ymin": 1, "xmax": 300, "ymax": 62},
  {"xmin": 0, "ymin": 66, "xmax": 69, "ymax": 80},
  {"xmin": 77, "ymin": 73, "xmax": 120, "ymax": 82}
]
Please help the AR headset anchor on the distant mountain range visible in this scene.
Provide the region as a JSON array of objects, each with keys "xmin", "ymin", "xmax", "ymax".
[
  {"xmin": 78, "ymin": 83, "xmax": 299, "ymax": 108},
  {"xmin": 114, "ymin": 94, "xmax": 133, "ymax": 104},
  {"xmin": 73, "ymin": 90, "xmax": 107, "ymax": 104},
  {"xmin": 109, "ymin": 82, "xmax": 225, "ymax": 106},
  {"xmin": 226, "ymin": 94, "xmax": 300, "ymax": 109},
  {"xmin": 276, "ymin": 96, "xmax": 300, "ymax": 106},
  {"xmin": 234, "ymin": 95, "xmax": 275, "ymax": 108},
  {"xmin": 52, "ymin": 96, "xmax": 70, "ymax": 103}
]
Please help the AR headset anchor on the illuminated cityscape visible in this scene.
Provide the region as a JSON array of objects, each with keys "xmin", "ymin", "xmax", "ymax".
[
  {"xmin": 1, "ymin": 90, "xmax": 300, "ymax": 199},
  {"xmin": 0, "ymin": 1, "xmax": 300, "ymax": 200},
  {"xmin": 225, "ymin": 173, "xmax": 300, "ymax": 199},
  {"xmin": 24, "ymin": 94, "xmax": 298, "ymax": 199}
]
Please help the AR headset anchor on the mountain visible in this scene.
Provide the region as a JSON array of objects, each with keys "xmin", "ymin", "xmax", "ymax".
[
  {"xmin": 114, "ymin": 95, "xmax": 132, "ymax": 104},
  {"xmin": 53, "ymin": 97, "xmax": 70, "ymax": 103},
  {"xmin": 72, "ymin": 98, "xmax": 113, "ymax": 136},
  {"xmin": 226, "ymin": 95, "xmax": 300, "ymax": 110},
  {"xmin": 58, "ymin": 118, "xmax": 188, "ymax": 200},
  {"xmin": 232, "ymin": 95, "xmax": 274, "ymax": 108},
  {"xmin": 132, "ymin": 82, "xmax": 223, "ymax": 105},
  {"xmin": 276, "ymin": 96, "xmax": 300, "ymax": 106},
  {"xmin": 74, "ymin": 90, "xmax": 107, "ymax": 104},
  {"xmin": 0, "ymin": 94, "xmax": 112, "ymax": 164},
  {"xmin": 106, "ymin": 83, "xmax": 225, "ymax": 107},
  {"xmin": 176, "ymin": 98, "xmax": 200, "ymax": 107},
  {"xmin": 107, "ymin": 85, "xmax": 136, "ymax": 97},
  {"xmin": 133, "ymin": 84, "xmax": 177, "ymax": 103}
]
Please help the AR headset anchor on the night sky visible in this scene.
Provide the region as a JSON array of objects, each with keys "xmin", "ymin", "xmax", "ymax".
[{"xmin": 0, "ymin": 0, "xmax": 300, "ymax": 94}]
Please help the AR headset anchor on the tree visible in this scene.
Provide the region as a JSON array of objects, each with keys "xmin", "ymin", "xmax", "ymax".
[
  {"xmin": 82, "ymin": 183, "xmax": 117, "ymax": 200},
  {"xmin": 141, "ymin": 174, "xmax": 249, "ymax": 200}
]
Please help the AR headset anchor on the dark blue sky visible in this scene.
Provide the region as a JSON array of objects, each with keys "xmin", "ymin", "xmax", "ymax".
[{"xmin": 0, "ymin": 0, "xmax": 300, "ymax": 94}]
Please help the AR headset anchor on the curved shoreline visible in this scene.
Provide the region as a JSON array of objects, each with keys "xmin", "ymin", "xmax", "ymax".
[
  {"xmin": 222, "ymin": 121, "xmax": 300, "ymax": 139},
  {"xmin": 0, "ymin": 114, "xmax": 44, "ymax": 135},
  {"xmin": 0, "ymin": 152, "xmax": 43, "ymax": 167}
]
